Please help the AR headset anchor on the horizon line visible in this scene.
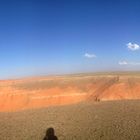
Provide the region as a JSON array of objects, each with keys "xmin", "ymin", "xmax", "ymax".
[{"xmin": 1, "ymin": 70, "xmax": 140, "ymax": 81}]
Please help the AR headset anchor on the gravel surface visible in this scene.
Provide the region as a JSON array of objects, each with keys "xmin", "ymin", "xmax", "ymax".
[{"xmin": 0, "ymin": 100, "xmax": 140, "ymax": 140}]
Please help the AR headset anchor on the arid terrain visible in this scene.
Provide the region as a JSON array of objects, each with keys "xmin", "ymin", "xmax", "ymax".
[
  {"xmin": 0, "ymin": 100, "xmax": 140, "ymax": 140},
  {"xmin": 0, "ymin": 72, "xmax": 140, "ymax": 111},
  {"xmin": 0, "ymin": 72, "xmax": 140, "ymax": 140}
]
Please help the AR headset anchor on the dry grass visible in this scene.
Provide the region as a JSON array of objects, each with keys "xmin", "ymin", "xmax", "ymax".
[{"xmin": 0, "ymin": 100, "xmax": 140, "ymax": 140}]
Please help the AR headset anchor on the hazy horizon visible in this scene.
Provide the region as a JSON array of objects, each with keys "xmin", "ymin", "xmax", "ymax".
[{"xmin": 0, "ymin": 0, "xmax": 140, "ymax": 79}]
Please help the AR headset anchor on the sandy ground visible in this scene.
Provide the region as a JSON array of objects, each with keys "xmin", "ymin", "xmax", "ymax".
[
  {"xmin": 0, "ymin": 73, "xmax": 140, "ymax": 111},
  {"xmin": 0, "ymin": 100, "xmax": 140, "ymax": 140},
  {"xmin": 0, "ymin": 73, "xmax": 140, "ymax": 139}
]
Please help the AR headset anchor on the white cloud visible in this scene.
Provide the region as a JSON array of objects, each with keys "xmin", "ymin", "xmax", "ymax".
[
  {"xmin": 127, "ymin": 42, "xmax": 140, "ymax": 51},
  {"xmin": 84, "ymin": 53, "xmax": 96, "ymax": 58},
  {"xmin": 119, "ymin": 61, "xmax": 128, "ymax": 65},
  {"xmin": 119, "ymin": 60, "xmax": 140, "ymax": 65}
]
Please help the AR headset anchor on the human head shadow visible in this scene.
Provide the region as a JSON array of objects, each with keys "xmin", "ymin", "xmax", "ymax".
[{"xmin": 43, "ymin": 127, "xmax": 58, "ymax": 140}]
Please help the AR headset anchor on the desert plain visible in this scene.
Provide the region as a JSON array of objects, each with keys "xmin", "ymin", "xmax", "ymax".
[{"xmin": 0, "ymin": 72, "xmax": 140, "ymax": 140}]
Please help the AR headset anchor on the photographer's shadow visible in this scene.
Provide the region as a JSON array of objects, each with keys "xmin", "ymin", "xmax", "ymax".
[{"xmin": 43, "ymin": 127, "xmax": 58, "ymax": 140}]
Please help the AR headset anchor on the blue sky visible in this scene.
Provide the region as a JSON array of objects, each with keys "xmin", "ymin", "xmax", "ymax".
[{"xmin": 0, "ymin": 0, "xmax": 140, "ymax": 79}]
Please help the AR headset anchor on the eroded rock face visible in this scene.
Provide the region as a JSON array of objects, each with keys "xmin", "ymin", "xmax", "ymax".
[{"xmin": 0, "ymin": 74, "xmax": 140, "ymax": 111}]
